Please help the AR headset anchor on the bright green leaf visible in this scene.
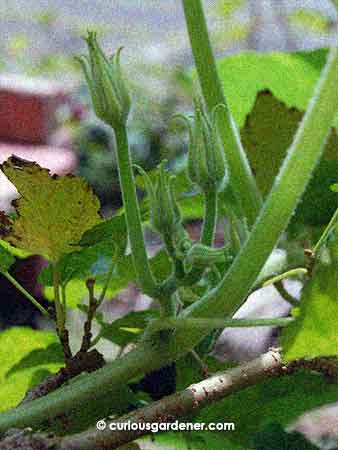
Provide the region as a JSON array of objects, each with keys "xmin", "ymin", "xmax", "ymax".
[
  {"xmin": 5, "ymin": 343, "xmax": 64, "ymax": 378},
  {"xmin": 280, "ymin": 255, "xmax": 338, "ymax": 361},
  {"xmin": 216, "ymin": 49, "xmax": 336, "ymax": 130},
  {"xmin": 0, "ymin": 327, "xmax": 62, "ymax": 412},
  {"xmin": 1, "ymin": 157, "xmax": 101, "ymax": 261}
]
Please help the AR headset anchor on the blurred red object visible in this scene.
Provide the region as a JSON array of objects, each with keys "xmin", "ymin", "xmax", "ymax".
[{"xmin": 0, "ymin": 75, "xmax": 69, "ymax": 144}]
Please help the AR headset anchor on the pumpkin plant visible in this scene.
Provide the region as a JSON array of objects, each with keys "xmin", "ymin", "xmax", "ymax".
[{"xmin": 0, "ymin": 0, "xmax": 337, "ymax": 449}]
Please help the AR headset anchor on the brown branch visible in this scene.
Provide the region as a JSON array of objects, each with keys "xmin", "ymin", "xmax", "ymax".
[
  {"xmin": 20, "ymin": 350, "xmax": 105, "ymax": 405},
  {"xmin": 60, "ymin": 350, "xmax": 282, "ymax": 450},
  {"xmin": 2, "ymin": 351, "xmax": 338, "ymax": 450},
  {"xmin": 80, "ymin": 278, "xmax": 98, "ymax": 353}
]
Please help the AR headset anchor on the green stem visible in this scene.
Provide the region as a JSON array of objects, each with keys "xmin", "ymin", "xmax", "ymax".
[
  {"xmin": 313, "ymin": 207, "xmax": 338, "ymax": 254},
  {"xmin": 3, "ymin": 272, "xmax": 49, "ymax": 317},
  {"xmin": 178, "ymin": 189, "xmax": 218, "ymax": 287},
  {"xmin": 151, "ymin": 317, "xmax": 293, "ymax": 331},
  {"xmin": 262, "ymin": 268, "xmax": 307, "ymax": 287},
  {"xmin": 114, "ymin": 125, "xmax": 158, "ymax": 297},
  {"xmin": 53, "ymin": 263, "xmax": 72, "ymax": 361},
  {"xmin": 181, "ymin": 0, "xmax": 262, "ymax": 226},
  {"xmin": 97, "ymin": 261, "xmax": 115, "ymax": 307},
  {"xmin": 52, "ymin": 263, "xmax": 64, "ymax": 335},
  {"xmin": 274, "ymin": 281, "xmax": 299, "ymax": 307},
  {"xmin": 170, "ymin": 44, "xmax": 338, "ymax": 354},
  {"xmin": 61, "ymin": 284, "xmax": 67, "ymax": 322},
  {"xmin": 201, "ymin": 189, "xmax": 217, "ymax": 245},
  {"xmin": 0, "ymin": 341, "xmax": 169, "ymax": 432}
]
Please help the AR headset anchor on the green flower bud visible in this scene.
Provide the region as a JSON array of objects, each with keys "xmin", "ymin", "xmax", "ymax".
[
  {"xmin": 136, "ymin": 162, "xmax": 182, "ymax": 241},
  {"xmin": 179, "ymin": 100, "xmax": 228, "ymax": 193},
  {"xmin": 184, "ymin": 242, "xmax": 232, "ymax": 271},
  {"xmin": 77, "ymin": 31, "xmax": 131, "ymax": 128}
]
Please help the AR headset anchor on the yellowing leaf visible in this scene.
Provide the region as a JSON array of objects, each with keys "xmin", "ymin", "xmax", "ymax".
[{"xmin": 1, "ymin": 157, "xmax": 101, "ymax": 261}]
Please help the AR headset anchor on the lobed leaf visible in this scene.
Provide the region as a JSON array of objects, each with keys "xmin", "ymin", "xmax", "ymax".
[{"xmin": 1, "ymin": 157, "xmax": 101, "ymax": 261}]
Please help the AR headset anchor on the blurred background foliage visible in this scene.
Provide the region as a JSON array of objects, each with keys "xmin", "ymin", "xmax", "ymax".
[{"xmin": 0, "ymin": 1, "xmax": 337, "ymax": 211}]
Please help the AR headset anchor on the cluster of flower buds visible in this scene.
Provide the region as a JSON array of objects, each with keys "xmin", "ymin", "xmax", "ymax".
[
  {"xmin": 178, "ymin": 100, "xmax": 228, "ymax": 194},
  {"xmin": 137, "ymin": 162, "xmax": 185, "ymax": 247},
  {"xmin": 77, "ymin": 32, "xmax": 131, "ymax": 129}
]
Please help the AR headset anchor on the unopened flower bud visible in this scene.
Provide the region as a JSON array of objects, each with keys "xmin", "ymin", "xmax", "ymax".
[
  {"xmin": 77, "ymin": 31, "xmax": 131, "ymax": 128},
  {"xmin": 136, "ymin": 162, "xmax": 182, "ymax": 241},
  {"xmin": 178, "ymin": 100, "xmax": 228, "ymax": 193},
  {"xmin": 184, "ymin": 243, "xmax": 232, "ymax": 271}
]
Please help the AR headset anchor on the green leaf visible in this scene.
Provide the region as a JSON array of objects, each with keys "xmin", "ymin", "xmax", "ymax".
[
  {"xmin": 41, "ymin": 248, "xmax": 171, "ymax": 309},
  {"xmin": 43, "ymin": 276, "xmax": 121, "ymax": 309},
  {"xmin": 216, "ymin": 49, "xmax": 336, "ymax": 130},
  {"xmin": 5, "ymin": 343, "xmax": 64, "ymax": 378},
  {"xmin": 79, "ymin": 214, "xmax": 127, "ymax": 256},
  {"xmin": 197, "ymin": 371, "xmax": 338, "ymax": 448},
  {"xmin": 39, "ymin": 241, "xmax": 116, "ymax": 286},
  {"xmin": 241, "ymin": 90, "xmax": 338, "ymax": 224},
  {"xmin": 0, "ymin": 327, "xmax": 62, "ymax": 412},
  {"xmin": 254, "ymin": 423, "xmax": 320, "ymax": 450},
  {"xmin": 280, "ymin": 253, "xmax": 338, "ymax": 361},
  {"xmin": 1, "ymin": 157, "xmax": 101, "ymax": 261},
  {"xmin": 0, "ymin": 242, "xmax": 15, "ymax": 272},
  {"xmin": 96, "ymin": 309, "xmax": 159, "ymax": 346}
]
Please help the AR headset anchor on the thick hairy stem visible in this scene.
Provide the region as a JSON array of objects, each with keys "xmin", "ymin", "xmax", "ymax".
[
  {"xmin": 114, "ymin": 125, "xmax": 158, "ymax": 297},
  {"xmin": 181, "ymin": 0, "xmax": 262, "ymax": 226},
  {"xmin": 0, "ymin": 342, "xmax": 169, "ymax": 432},
  {"xmin": 170, "ymin": 44, "xmax": 338, "ymax": 354}
]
